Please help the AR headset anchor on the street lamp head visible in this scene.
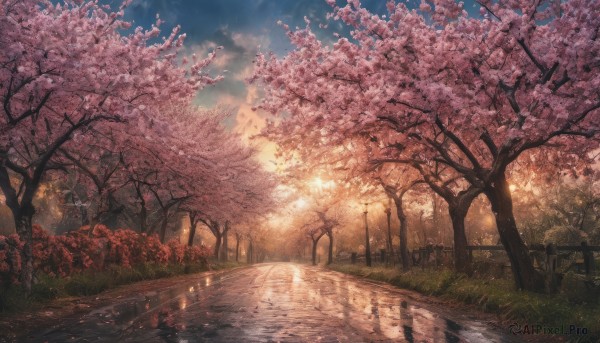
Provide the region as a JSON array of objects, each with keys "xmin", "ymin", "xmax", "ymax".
[{"xmin": 363, "ymin": 202, "xmax": 369, "ymax": 214}]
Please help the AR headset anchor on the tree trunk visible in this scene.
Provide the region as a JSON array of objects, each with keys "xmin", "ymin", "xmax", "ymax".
[
  {"xmin": 80, "ymin": 203, "xmax": 89, "ymax": 227},
  {"xmin": 214, "ymin": 231, "xmax": 222, "ymax": 259},
  {"xmin": 364, "ymin": 211, "xmax": 372, "ymax": 267},
  {"xmin": 420, "ymin": 175, "xmax": 480, "ymax": 275},
  {"xmin": 394, "ymin": 199, "xmax": 410, "ymax": 271},
  {"xmin": 14, "ymin": 210, "xmax": 34, "ymax": 293},
  {"xmin": 187, "ymin": 223, "xmax": 197, "ymax": 247},
  {"xmin": 311, "ymin": 239, "xmax": 319, "ymax": 266},
  {"xmin": 432, "ymin": 193, "xmax": 440, "ymax": 242},
  {"xmin": 88, "ymin": 215, "xmax": 100, "ymax": 237},
  {"xmin": 326, "ymin": 231, "xmax": 333, "ymax": 265},
  {"xmin": 421, "ymin": 212, "xmax": 428, "ymax": 245},
  {"xmin": 246, "ymin": 240, "xmax": 253, "ymax": 264},
  {"xmin": 135, "ymin": 186, "xmax": 147, "ymax": 233},
  {"xmin": 448, "ymin": 204, "xmax": 470, "ymax": 275},
  {"xmin": 311, "ymin": 237, "xmax": 319, "ymax": 266},
  {"xmin": 484, "ymin": 174, "xmax": 540, "ymax": 291},
  {"xmin": 159, "ymin": 215, "xmax": 168, "ymax": 243},
  {"xmin": 220, "ymin": 226, "xmax": 229, "ymax": 262},
  {"xmin": 0, "ymin": 166, "xmax": 37, "ymax": 293},
  {"xmin": 140, "ymin": 206, "xmax": 147, "ymax": 233},
  {"xmin": 88, "ymin": 214, "xmax": 100, "ymax": 231},
  {"xmin": 386, "ymin": 207, "xmax": 393, "ymax": 266},
  {"xmin": 445, "ymin": 188, "xmax": 481, "ymax": 275},
  {"xmin": 235, "ymin": 235, "xmax": 240, "ymax": 262}
]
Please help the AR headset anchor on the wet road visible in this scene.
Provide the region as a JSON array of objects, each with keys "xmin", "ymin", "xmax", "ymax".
[{"xmin": 24, "ymin": 263, "xmax": 520, "ymax": 342}]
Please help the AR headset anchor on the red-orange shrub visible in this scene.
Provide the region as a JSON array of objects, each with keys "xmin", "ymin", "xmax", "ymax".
[
  {"xmin": 0, "ymin": 225, "xmax": 211, "ymax": 287},
  {"xmin": 0, "ymin": 234, "xmax": 23, "ymax": 285}
]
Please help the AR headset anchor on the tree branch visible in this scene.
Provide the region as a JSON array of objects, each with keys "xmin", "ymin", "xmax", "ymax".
[
  {"xmin": 434, "ymin": 116, "xmax": 483, "ymax": 172},
  {"xmin": 516, "ymin": 38, "xmax": 547, "ymax": 75}
]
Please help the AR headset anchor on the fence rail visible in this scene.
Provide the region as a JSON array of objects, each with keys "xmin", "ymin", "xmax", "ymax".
[
  {"xmin": 466, "ymin": 245, "xmax": 600, "ymax": 252},
  {"xmin": 339, "ymin": 243, "xmax": 598, "ymax": 278}
]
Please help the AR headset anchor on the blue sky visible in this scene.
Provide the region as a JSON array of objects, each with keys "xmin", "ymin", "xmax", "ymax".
[
  {"xmin": 125, "ymin": 0, "xmax": 392, "ymax": 54},
  {"xmin": 123, "ymin": 0, "xmax": 394, "ymax": 112}
]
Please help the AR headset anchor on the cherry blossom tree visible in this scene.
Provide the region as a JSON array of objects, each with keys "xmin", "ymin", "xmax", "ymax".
[
  {"xmin": 113, "ymin": 103, "xmax": 276, "ymax": 251},
  {"xmin": 0, "ymin": 0, "xmax": 220, "ymax": 291},
  {"xmin": 373, "ymin": 164, "xmax": 423, "ymax": 270},
  {"xmin": 189, "ymin": 148, "xmax": 276, "ymax": 260},
  {"xmin": 183, "ymin": 210, "xmax": 203, "ymax": 247},
  {"xmin": 369, "ymin": 138, "xmax": 483, "ymax": 274},
  {"xmin": 252, "ymin": 0, "xmax": 599, "ymax": 290},
  {"xmin": 262, "ymin": 115, "xmax": 477, "ymax": 272},
  {"xmin": 229, "ymin": 223, "xmax": 251, "ymax": 262},
  {"xmin": 213, "ymin": 162, "xmax": 278, "ymax": 261},
  {"xmin": 153, "ymin": 106, "xmax": 278, "ymax": 259},
  {"xmin": 289, "ymin": 210, "xmax": 327, "ymax": 266}
]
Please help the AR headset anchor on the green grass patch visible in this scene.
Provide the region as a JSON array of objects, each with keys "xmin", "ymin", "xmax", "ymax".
[
  {"xmin": 208, "ymin": 260, "xmax": 245, "ymax": 271},
  {"xmin": 0, "ymin": 260, "xmax": 243, "ymax": 313},
  {"xmin": 329, "ymin": 263, "xmax": 600, "ymax": 341}
]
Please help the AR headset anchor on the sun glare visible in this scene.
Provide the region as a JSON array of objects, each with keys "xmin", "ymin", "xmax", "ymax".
[
  {"xmin": 310, "ymin": 177, "xmax": 335, "ymax": 192},
  {"xmin": 295, "ymin": 197, "xmax": 308, "ymax": 209}
]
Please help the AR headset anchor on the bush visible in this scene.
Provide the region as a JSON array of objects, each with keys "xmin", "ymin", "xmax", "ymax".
[
  {"xmin": 0, "ymin": 234, "xmax": 23, "ymax": 286},
  {"xmin": 561, "ymin": 272, "xmax": 600, "ymax": 305},
  {"xmin": 0, "ymin": 225, "xmax": 212, "ymax": 288}
]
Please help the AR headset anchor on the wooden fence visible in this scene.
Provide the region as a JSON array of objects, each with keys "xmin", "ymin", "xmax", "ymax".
[
  {"xmin": 463, "ymin": 243, "xmax": 599, "ymax": 276},
  {"xmin": 343, "ymin": 243, "xmax": 598, "ymax": 276}
]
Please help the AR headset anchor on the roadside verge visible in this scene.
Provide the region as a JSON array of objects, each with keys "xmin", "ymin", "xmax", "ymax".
[{"xmin": 327, "ymin": 263, "xmax": 599, "ymax": 343}]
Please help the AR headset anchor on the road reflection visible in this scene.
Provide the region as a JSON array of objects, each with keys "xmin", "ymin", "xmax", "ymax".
[{"xmin": 25, "ymin": 263, "xmax": 519, "ymax": 342}]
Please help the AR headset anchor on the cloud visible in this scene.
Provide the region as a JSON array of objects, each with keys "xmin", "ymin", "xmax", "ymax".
[
  {"xmin": 128, "ymin": 0, "xmax": 182, "ymax": 28},
  {"xmin": 200, "ymin": 81, "xmax": 277, "ymax": 170},
  {"xmin": 234, "ymin": 86, "xmax": 264, "ymax": 137},
  {"xmin": 189, "ymin": 28, "xmax": 268, "ymax": 110}
]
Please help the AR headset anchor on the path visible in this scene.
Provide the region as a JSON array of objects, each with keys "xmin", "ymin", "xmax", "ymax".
[{"xmin": 12, "ymin": 263, "xmax": 520, "ymax": 342}]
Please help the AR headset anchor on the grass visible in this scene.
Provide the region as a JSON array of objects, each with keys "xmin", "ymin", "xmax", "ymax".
[
  {"xmin": 0, "ymin": 260, "xmax": 244, "ymax": 313},
  {"xmin": 208, "ymin": 260, "xmax": 245, "ymax": 271},
  {"xmin": 329, "ymin": 263, "xmax": 600, "ymax": 342}
]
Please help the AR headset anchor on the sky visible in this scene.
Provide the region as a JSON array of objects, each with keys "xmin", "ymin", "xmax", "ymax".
[
  {"xmin": 121, "ymin": 1, "xmax": 397, "ymax": 162},
  {"xmin": 123, "ymin": 0, "xmax": 479, "ymax": 167}
]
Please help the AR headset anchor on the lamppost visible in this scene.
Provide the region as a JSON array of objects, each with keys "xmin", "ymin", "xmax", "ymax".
[
  {"xmin": 363, "ymin": 202, "xmax": 371, "ymax": 267},
  {"xmin": 385, "ymin": 197, "xmax": 393, "ymax": 266}
]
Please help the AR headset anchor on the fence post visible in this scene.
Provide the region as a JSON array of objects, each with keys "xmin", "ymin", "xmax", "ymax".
[
  {"xmin": 425, "ymin": 243, "xmax": 434, "ymax": 268},
  {"xmin": 546, "ymin": 243, "xmax": 557, "ymax": 272},
  {"xmin": 380, "ymin": 249, "xmax": 386, "ymax": 264},
  {"xmin": 545, "ymin": 243, "xmax": 558, "ymax": 293},
  {"xmin": 412, "ymin": 250, "xmax": 420, "ymax": 266},
  {"xmin": 582, "ymin": 241, "xmax": 595, "ymax": 276},
  {"xmin": 435, "ymin": 244, "xmax": 443, "ymax": 267},
  {"xmin": 351, "ymin": 252, "xmax": 357, "ymax": 264}
]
